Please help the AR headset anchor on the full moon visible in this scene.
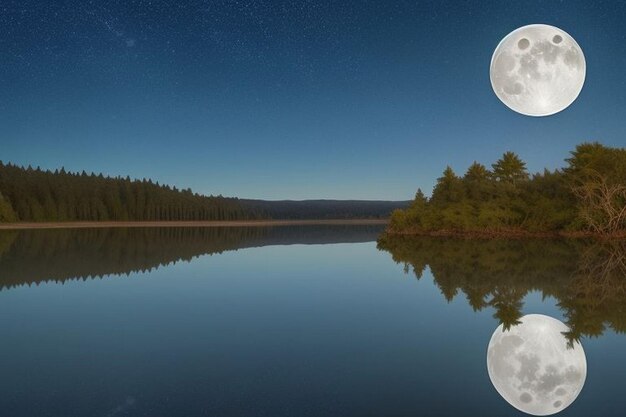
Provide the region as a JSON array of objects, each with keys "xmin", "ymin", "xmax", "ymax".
[
  {"xmin": 490, "ymin": 24, "xmax": 586, "ymax": 116},
  {"xmin": 486, "ymin": 314, "xmax": 587, "ymax": 415}
]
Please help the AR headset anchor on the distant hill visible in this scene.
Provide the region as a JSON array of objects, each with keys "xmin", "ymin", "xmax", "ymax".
[{"xmin": 241, "ymin": 199, "xmax": 411, "ymax": 220}]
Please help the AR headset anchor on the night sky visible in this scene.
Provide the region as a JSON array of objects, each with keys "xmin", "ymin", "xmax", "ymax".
[{"xmin": 1, "ymin": 0, "xmax": 625, "ymax": 200}]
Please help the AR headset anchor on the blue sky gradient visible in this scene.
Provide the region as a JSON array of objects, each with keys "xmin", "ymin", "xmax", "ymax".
[{"xmin": 1, "ymin": 0, "xmax": 625, "ymax": 199}]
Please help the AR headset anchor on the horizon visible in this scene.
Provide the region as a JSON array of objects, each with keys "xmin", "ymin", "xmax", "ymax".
[
  {"xmin": 2, "ymin": 1, "xmax": 626, "ymax": 200},
  {"xmin": 0, "ymin": 139, "xmax": 603, "ymax": 201}
]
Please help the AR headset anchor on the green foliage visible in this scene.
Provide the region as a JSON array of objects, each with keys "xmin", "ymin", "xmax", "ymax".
[
  {"xmin": 388, "ymin": 143, "xmax": 626, "ymax": 234},
  {"xmin": 430, "ymin": 166, "xmax": 464, "ymax": 205},
  {"xmin": 0, "ymin": 161, "xmax": 262, "ymax": 222},
  {"xmin": 0, "ymin": 191, "xmax": 17, "ymax": 222},
  {"xmin": 521, "ymin": 170, "xmax": 577, "ymax": 231},
  {"xmin": 565, "ymin": 142, "xmax": 626, "ymax": 183},
  {"xmin": 463, "ymin": 162, "xmax": 491, "ymax": 201},
  {"xmin": 565, "ymin": 143, "xmax": 626, "ymax": 233},
  {"xmin": 491, "ymin": 151, "xmax": 529, "ymax": 184}
]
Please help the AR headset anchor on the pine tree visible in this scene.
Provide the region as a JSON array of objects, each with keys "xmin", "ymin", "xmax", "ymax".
[
  {"xmin": 463, "ymin": 162, "xmax": 492, "ymax": 201},
  {"xmin": 491, "ymin": 152, "xmax": 529, "ymax": 184},
  {"xmin": 431, "ymin": 166, "xmax": 464, "ymax": 205},
  {"xmin": 0, "ymin": 163, "xmax": 263, "ymax": 222}
]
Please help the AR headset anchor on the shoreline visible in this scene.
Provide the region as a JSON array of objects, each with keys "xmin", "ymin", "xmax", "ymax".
[
  {"xmin": 382, "ymin": 228, "xmax": 626, "ymax": 240},
  {"xmin": 0, "ymin": 219, "xmax": 389, "ymax": 230}
]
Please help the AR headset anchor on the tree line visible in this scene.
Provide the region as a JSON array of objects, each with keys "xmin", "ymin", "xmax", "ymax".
[
  {"xmin": 0, "ymin": 162, "xmax": 263, "ymax": 222},
  {"xmin": 388, "ymin": 142, "xmax": 626, "ymax": 235}
]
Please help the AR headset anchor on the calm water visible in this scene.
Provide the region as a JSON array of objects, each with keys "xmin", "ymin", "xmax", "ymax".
[{"xmin": 0, "ymin": 226, "xmax": 625, "ymax": 416}]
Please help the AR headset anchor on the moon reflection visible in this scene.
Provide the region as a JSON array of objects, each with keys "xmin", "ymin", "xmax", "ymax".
[{"xmin": 486, "ymin": 314, "xmax": 587, "ymax": 415}]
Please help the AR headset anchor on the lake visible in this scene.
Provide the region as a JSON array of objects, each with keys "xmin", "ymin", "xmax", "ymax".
[{"xmin": 0, "ymin": 225, "xmax": 625, "ymax": 416}]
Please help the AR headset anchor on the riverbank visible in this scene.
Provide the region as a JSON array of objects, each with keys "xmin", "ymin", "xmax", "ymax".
[
  {"xmin": 383, "ymin": 228, "xmax": 626, "ymax": 240},
  {"xmin": 0, "ymin": 219, "xmax": 388, "ymax": 230}
]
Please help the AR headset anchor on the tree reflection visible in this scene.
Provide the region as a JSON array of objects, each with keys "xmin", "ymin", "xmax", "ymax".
[
  {"xmin": 0, "ymin": 225, "xmax": 384, "ymax": 290},
  {"xmin": 377, "ymin": 235, "xmax": 626, "ymax": 343}
]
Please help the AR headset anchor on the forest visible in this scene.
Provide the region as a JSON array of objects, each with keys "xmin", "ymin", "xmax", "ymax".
[
  {"xmin": 0, "ymin": 162, "xmax": 407, "ymax": 223},
  {"xmin": 0, "ymin": 162, "xmax": 261, "ymax": 222},
  {"xmin": 387, "ymin": 142, "xmax": 626, "ymax": 235}
]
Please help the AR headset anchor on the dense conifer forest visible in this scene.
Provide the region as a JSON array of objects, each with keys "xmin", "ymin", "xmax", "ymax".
[
  {"xmin": 0, "ymin": 162, "xmax": 407, "ymax": 223},
  {"xmin": 0, "ymin": 162, "xmax": 261, "ymax": 222},
  {"xmin": 387, "ymin": 143, "xmax": 626, "ymax": 235}
]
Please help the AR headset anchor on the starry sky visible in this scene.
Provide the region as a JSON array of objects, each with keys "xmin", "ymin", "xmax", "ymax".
[{"xmin": 1, "ymin": 0, "xmax": 625, "ymax": 200}]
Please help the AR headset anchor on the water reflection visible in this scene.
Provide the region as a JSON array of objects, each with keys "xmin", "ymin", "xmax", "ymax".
[
  {"xmin": 487, "ymin": 314, "xmax": 587, "ymax": 416},
  {"xmin": 0, "ymin": 225, "xmax": 384, "ymax": 290},
  {"xmin": 377, "ymin": 235, "xmax": 626, "ymax": 343}
]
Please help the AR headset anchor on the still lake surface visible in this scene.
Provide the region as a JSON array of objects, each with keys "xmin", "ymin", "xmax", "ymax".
[{"xmin": 0, "ymin": 225, "xmax": 625, "ymax": 416}]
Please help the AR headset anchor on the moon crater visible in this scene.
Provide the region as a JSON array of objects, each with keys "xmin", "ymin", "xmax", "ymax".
[{"xmin": 490, "ymin": 24, "xmax": 585, "ymax": 116}]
